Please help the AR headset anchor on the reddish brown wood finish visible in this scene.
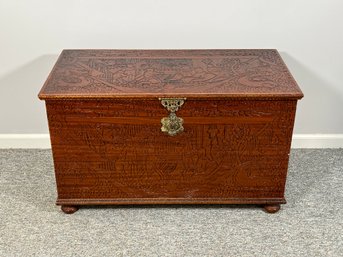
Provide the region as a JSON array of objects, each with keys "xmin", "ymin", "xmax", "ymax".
[
  {"xmin": 61, "ymin": 205, "xmax": 79, "ymax": 214},
  {"xmin": 38, "ymin": 49, "xmax": 303, "ymax": 100},
  {"xmin": 39, "ymin": 49, "xmax": 303, "ymax": 214},
  {"xmin": 46, "ymin": 99, "xmax": 295, "ymax": 212},
  {"xmin": 264, "ymin": 204, "xmax": 281, "ymax": 213}
]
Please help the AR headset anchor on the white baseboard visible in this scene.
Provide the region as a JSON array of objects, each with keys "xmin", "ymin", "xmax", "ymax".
[
  {"xmin": 0, "ymin": 134, "xmax": 51, "ymax": 149},
  {"xmin": 0, "ymin": 134, "xmax": 342, "ymax": 149},
  {"xmin": 291, "ymin": 134, "xmax": 343, "ymax": 149}
]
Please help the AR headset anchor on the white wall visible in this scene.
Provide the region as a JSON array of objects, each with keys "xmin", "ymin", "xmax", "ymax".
[{"xmin": 0, "ymin": 0, "xmax": 342, "ymax": 136}]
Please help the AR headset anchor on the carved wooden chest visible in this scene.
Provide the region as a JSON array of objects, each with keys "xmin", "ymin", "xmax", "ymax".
[{"xmin": 39, "ymin": 49, "xmax": 303, "ymax": 214}]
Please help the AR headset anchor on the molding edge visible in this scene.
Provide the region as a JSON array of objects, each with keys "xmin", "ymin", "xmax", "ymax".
[{"xmin": 0, "ymin": 134, "xmax": 342, "ymax": 149}]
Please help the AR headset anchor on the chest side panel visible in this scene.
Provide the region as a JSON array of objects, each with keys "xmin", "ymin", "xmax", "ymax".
[{"xmin": 46, "ymin": 99, "xmax": 296, "ymax": 201}]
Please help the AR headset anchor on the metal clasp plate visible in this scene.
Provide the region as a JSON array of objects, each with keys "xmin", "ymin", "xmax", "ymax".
[{"xmin": 159, "ymin": 98, "xmax": 186, "ymax": 136}]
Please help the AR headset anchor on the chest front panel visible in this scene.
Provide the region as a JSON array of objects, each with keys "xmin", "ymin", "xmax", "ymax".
[{"xmin": 47, "ymin": 99, "xmax": 296, "ymax": 201}]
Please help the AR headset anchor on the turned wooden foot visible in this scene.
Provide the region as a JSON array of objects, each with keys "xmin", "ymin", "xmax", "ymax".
[
  {"xmin": 61, "ymin": 205, "xmax": 79, "ymax": 214},
  {"xmin": 263, "ymin": 204, "xmax": 280, "ymax": 214}
]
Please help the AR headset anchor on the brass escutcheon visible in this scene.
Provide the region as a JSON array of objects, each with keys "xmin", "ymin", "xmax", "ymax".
[{"xmin": 159, "ymin": 98, "xmax": 186, "ymax": 136}]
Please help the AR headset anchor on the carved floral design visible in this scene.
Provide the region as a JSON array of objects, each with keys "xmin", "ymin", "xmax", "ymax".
[{"xmin": 40, "ymin": 50, "xmax": 302, "ymax": 98}]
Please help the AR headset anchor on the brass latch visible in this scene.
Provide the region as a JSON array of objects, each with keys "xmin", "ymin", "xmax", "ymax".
[{"xmin": 159, "ymin": 98, "xmax": 186, "ymax": 136}]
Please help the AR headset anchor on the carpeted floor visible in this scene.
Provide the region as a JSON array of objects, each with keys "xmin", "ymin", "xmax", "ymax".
[{"xmin": 0, "ymin": 149, "xmax": 342, "ymax": 257}]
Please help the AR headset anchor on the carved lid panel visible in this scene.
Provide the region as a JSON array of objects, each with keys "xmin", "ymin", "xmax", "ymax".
[{"xmin": 38, "ymin": 49, "xmax": 303, "ymax": 100}]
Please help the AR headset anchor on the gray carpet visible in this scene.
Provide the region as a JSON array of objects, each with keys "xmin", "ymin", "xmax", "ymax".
[{"xmin": 0, "ymin": 149, "xmax": 342, "ymax": 257}]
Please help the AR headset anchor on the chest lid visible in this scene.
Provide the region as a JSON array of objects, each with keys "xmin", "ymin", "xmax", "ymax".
[{"xmin": 38, "ymin": 49, "xmax": 303, "ymax": 100}]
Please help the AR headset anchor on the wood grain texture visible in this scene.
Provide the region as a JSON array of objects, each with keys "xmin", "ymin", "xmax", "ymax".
[
  {"xmin": 39, "ymin": 49, "xmax": 302, "ymax": 213},
  {"xmin": 38, "ymin": 49, "xmax": 303, "ymax": 100},
  {"xmin": 46, "ymin": 99, "xmax": 296, "ymax": 207}
]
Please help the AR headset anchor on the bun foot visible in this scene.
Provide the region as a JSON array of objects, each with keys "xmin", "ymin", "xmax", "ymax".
[
  {"xmin": 263, "ymin": 204, "xmax": 280, "ymax": 214},
  {"xmin": 61, "ymin": 205, "xmax": 79, "ymax": 214}
]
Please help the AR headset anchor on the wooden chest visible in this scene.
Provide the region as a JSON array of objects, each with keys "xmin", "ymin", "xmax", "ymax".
[{"xmin": 39, "ymin": 49, "xmax": 303, "ymax": 214}]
